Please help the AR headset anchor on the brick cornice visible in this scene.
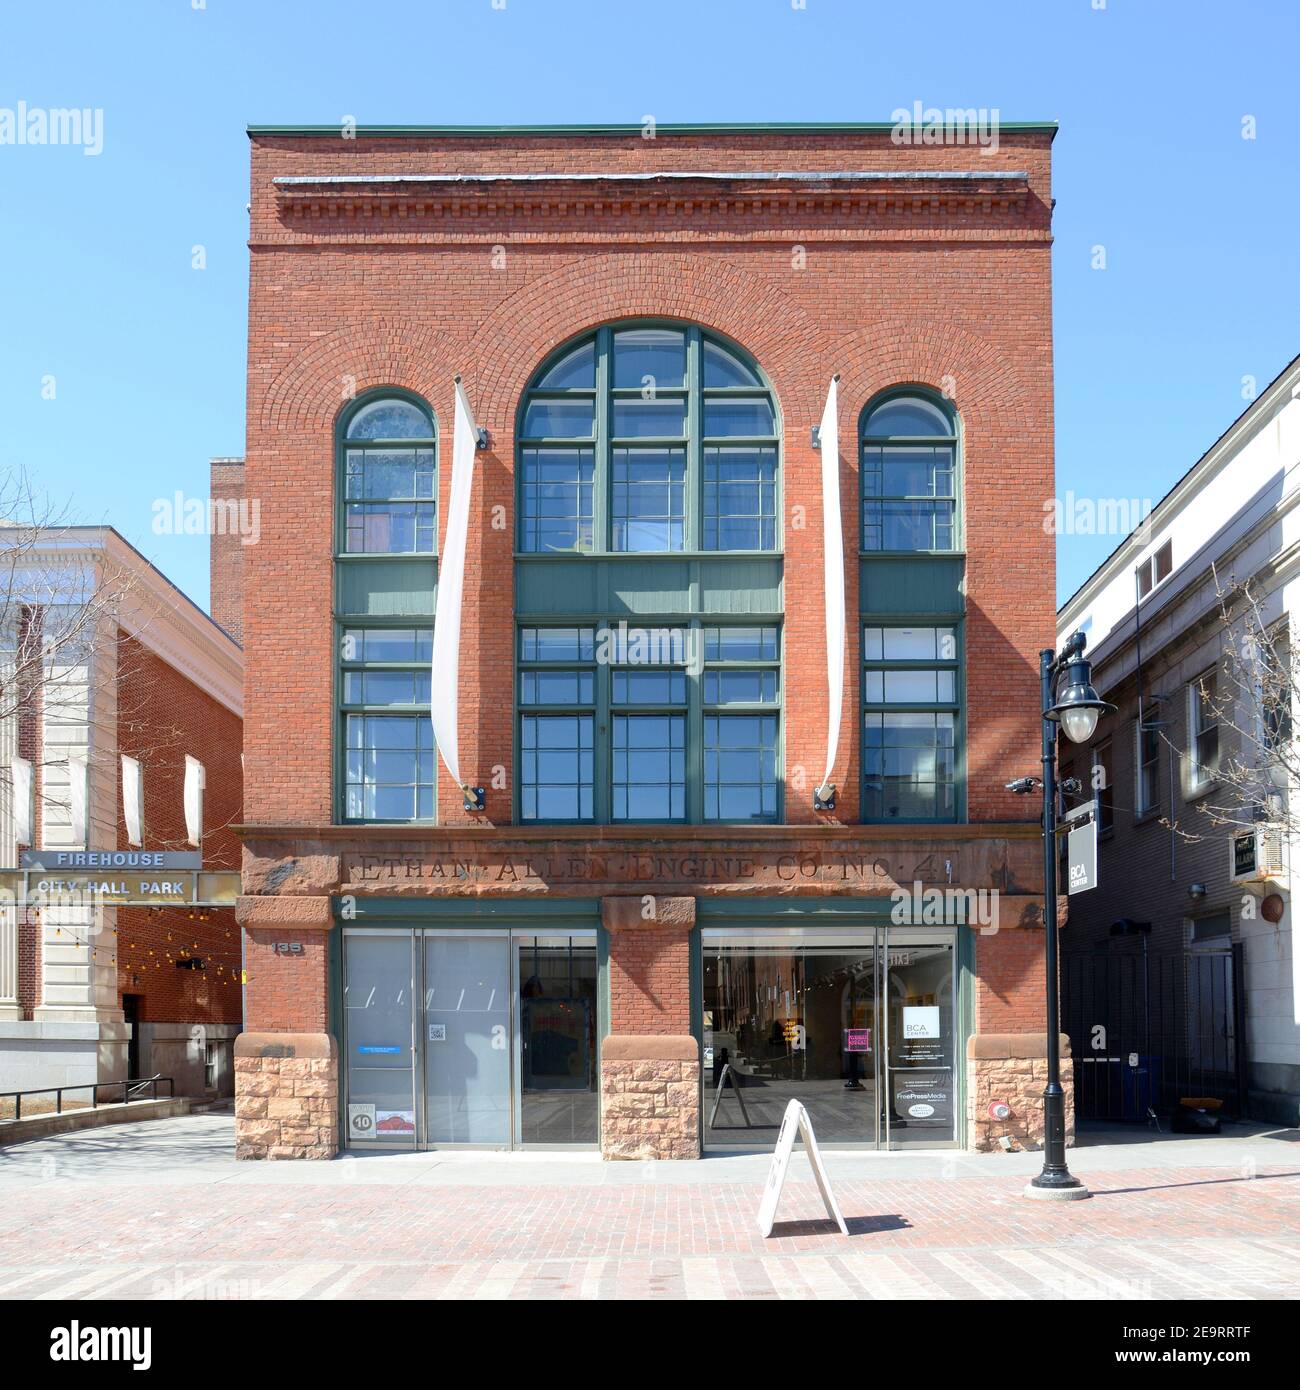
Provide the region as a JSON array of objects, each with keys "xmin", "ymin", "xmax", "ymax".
[{"xmin": 267, "ymin": 169, "xmax": 1036, "ymax": 240}]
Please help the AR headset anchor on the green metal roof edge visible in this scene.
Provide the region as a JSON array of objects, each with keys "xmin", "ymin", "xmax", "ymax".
[{"xmin": 247, "ymin": 120, "xmax": 1058, "ymax": 139}]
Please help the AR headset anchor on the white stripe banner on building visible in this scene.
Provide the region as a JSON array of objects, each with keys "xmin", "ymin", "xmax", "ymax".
[
  {"xmin": 68, "ymin": 755, "xmax": 89, "ymax": 848},
  {"xmin": 184, "ymin": 755, "xmax": 205, "ymax": 847},
  {"xmin": 430, "ymin": 377, "xmax": 482, "ymax": 792},
  {"xmin": 121, "ymin": 755, "xmax": 143, "ymax": 847},
  {"xmin": 816, "ymin": 375, "xmax": 844, "ymax": 805},
  {"xmin": 10, "ymin": 757, "xmax": 33, "ymax": 846}
]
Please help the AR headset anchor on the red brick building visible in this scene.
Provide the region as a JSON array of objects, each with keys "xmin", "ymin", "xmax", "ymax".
[
  {"xmin": 0, "ymin": 525, "xmax": 243, "ymax": 1098},
  {"xmin": 236, "ymin": 121, "xmax": 1067, "ymax": 1159}
]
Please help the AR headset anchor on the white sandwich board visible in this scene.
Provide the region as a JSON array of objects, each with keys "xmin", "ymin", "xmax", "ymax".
[{"xmin": 757, "ymin": 1098, "xmax": 849, "ymax": 1238}]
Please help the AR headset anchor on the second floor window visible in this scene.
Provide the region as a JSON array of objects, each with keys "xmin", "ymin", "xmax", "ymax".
[
  {"xmin": 1188, "ymin": 671, "xmax": 1220, "ymax": 792},
  {"xmin": 518, "ymin": 323, "xmax": 780, "ymax": 556},
  {"xmin": 341, "ymin": 626, "xmax": 435, "ymax": 822},
  {"xmin": 517, "ymin": 622, "xmax": 781, "ymax": 824},
  {"xmin": 862, "ymin": 623, "xmax": 961, "ymax": 821},
  {"xmin": 1136, "ymin": 702, "xmax": 1161, "ymax": 815}
]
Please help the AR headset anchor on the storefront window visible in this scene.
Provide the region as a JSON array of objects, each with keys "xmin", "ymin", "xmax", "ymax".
[{"xmin": 701, "ymin": 929, "xmax": 957, "ymax": 1149}]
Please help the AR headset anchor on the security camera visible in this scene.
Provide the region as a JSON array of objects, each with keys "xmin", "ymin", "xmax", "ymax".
[{"xmin": 1005, "ymin": 777, "xmax": 1039, "ymax": 794}]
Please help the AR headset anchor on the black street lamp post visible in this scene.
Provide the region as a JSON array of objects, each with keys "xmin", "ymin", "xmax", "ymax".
[{"xmin": 1014, "ymin": 629, "xmax": 1114, "ymax": 1201}]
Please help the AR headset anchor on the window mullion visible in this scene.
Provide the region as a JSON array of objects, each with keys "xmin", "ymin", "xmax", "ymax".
[
  {"xmin": 594, "ymin": 326, "xmax": 611, "ymax": 553},
  {"xmin": 686, "ymin": 325, "xmax": 701, "ymax": 553},
  {"xmin": 687, "ymin": 616, "xmax": 703, "ymax": 822}
]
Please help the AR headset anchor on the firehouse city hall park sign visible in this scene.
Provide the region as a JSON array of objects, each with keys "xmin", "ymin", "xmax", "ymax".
[{"xmin": 238, "ymin": 824, "xmax": 1052, "ymax": 925}]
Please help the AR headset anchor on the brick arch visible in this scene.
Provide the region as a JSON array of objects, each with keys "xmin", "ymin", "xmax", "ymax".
[
  {"xmin": 256, "ymin": 319, "xmax": 460, "ymax": 435},
  {"xmin": 468, "ymin": 252, "xmax": 827, "ymax": 433},
  {"xmin": 828, "ymin": 318, "xmax": 1041, "ymax": 438}
]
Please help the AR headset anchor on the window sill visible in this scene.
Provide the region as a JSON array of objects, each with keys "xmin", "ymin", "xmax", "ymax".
[{"xmin": 1133, "ymin": 809, "xmax": 1164, "ymax": 828}]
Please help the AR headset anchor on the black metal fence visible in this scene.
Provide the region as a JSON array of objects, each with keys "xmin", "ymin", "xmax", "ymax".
[
  {"xmin": 1062, "ymin": 945, "xmax": 1247, "ymax": 1121},
  {"xmin": 0, "ymin": 1075, "xmax": 175, "ymax": 1123}
]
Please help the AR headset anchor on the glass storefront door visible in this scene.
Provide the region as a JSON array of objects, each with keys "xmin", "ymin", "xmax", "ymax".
[
  {"xmin": 343, "ymin": 927, "xmax": 599, "ymax": 1150},
  {"xmin": 701, "ymin": 927, "xmax": 958, "ymax": 1149},
  {"xmin": 343, "ymin": 931, "xmax": 417, "ymax": 1146},
  {"xmin": 423, "ymin": 934, "xmax": 511, "ymax": 1145},
  {"xmin": 515, "ymin": 935, "xmax": 599, "ymax": 1145},
  {"xmin": 883, "ymin": 933, "xmax": 957, "ymax": 1147}
]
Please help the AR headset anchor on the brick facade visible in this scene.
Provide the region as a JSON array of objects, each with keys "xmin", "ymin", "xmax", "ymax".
[
  {"xmin": 238, "ymin": 123, "xmax": 1061, "ymax": 1159},
  {"xmin": 114, "ymin": 631, "xmax": 242, "ymax": 1027},
  {"xmin": 209, "ymin": 458, "xmax": 247, "ymax": 645}
]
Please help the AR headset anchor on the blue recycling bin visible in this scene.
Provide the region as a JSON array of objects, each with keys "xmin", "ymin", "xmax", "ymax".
[{"xmin": 1119, "ymin": 1055, "xmax": 1162, "ymax": 1120}]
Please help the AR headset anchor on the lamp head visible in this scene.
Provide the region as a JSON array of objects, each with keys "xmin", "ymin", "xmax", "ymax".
[{"xmin": 1047, "ymin": 635, "xmax": 1116, "ymax": 744}]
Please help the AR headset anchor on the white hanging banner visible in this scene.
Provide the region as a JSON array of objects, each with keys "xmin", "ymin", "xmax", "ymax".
[
  {"xmin": 121, "ymin": 755, "xmax": 143, "ymax": 848},
  {"xmin": 757, "ymin": 1098, "xmax": 849, "ymax": 1238},
  {"xmin": 816, "ymin": 376, "xmax": 844, "ymax": 803},
  {"xmin": 68, "ymin": 756, "xmax": 89, "ymax": 848},
  {"xmin": 183, "ymin": 755, "xmax": 205, "ymax": 848},
  {"xmin": 11, "ymin": 757, "xmax": 33, "ymax": 846},
  {"xmin": 430, "ymin": 377, "xmax": 481, "ymax": 791}
]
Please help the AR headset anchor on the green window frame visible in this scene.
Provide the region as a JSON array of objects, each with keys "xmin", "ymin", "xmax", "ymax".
[
  {"xmin": 517, "ymin": 322, "xmax": 781, "ymax": 556},
  {"xmin": 337, "ymin": 390, "xmax": 438, "ymax": 556},
  {"xmin": 860, "ymin": 387, "xmax": 960, "ymax": 554},
  {"xmin": 339, "ymin": 623, "xmax": 436, "ymax": 823},
  {"xmin": 516, "ymin": 621, "xmax": 782, "ymax": 824},
  {"xmin": 335, "ymin": 390, "xmax": 439, "ymax": 825},
  {"xmin": 862, "ymin": 621, "xmax": 963, "ymax": 823}
]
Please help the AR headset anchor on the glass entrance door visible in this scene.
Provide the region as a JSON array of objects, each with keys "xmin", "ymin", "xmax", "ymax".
[
  {"xmin": 422, "ymin": 933, "xmax": 511, "ymax": 1145},
  {"xmin": 883, "ymin": 932, "xmax": 957, "ymax": 1147},
  {"xmin": 514, "ymin": 934, "xmax": 599, "ymax": 1145},
  {"xmin": 343, "ymin": 931, "xmax": 416, "ymax": 1148}
]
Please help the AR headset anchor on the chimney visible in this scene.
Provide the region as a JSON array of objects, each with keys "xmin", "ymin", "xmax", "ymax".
[{"xmin": 209, "ymin": 457, "xmax": 246, "ymax": 644}]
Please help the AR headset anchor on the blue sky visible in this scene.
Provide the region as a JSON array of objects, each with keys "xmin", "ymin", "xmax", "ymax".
[{"xmin": 1, "ymin": 0, "xmax": 1296, "ymax": 612}]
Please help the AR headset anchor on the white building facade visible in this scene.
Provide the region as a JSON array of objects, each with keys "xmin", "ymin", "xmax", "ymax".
[{"xmin": 1057, "ymin": 357, "xmax": 1300, "ymax": 1125}]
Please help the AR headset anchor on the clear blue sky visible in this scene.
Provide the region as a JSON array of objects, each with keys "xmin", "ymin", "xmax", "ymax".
[{"xmin": 2, "ymin": 0, "xmax": 1296, "ymax": 613}]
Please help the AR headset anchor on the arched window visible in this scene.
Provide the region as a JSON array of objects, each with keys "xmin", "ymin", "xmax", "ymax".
[
  {"xmin": 336, "ymin": 391, "xmax": 438, "ymax": 823},
  {"xmin": 515, "ymin": 323, "xmax": 783, "ymax": 825},
  {"xmin": 518, "ymin": 322, "xmax": 780, "ymax": 554},
  {"xmin": 860, "ymin": 390, "xmax": 959, "ymax": 553},
  {"xmin": 341, "ymin": 393, "xmax": 437, "ymax": 555}
]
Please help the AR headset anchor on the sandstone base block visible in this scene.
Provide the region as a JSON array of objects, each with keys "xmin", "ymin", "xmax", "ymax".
[
  {"xmin": 967, "ymin": 1032, "xmax": 1075, "ymax": 1152},
  {"xmin": 234, "ymin": 1032, "xmax": 338, "ymax": 1160},
  {"xmin": 601, "ymin": 1035, "xmax": 700, "ymax": 1160}
]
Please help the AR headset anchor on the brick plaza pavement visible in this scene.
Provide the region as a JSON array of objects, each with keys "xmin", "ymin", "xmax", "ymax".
[{"xmin": 0, "ymin": 1114, "xmax": 1296, "ymax": 1300}]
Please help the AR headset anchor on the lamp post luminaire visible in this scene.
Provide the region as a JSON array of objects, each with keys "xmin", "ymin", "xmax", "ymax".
[{"xmin": 1020, "ymin": 629, "xmax": 1115, "ymax": 1200}]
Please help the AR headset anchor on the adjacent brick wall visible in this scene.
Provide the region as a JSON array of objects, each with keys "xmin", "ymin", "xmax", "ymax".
[
  {"xmin": 209, "ymin": 457, "xmax": 246, "ymax": 645},
  {"xmin": 241, "ymin": 926, "xmax": 329, "ymax": 1035},
  {"xmin": 115, "ymin": 630, "xmax": 243, "ymax": 1026}
]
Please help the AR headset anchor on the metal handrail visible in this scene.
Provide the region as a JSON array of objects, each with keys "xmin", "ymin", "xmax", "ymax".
[{"xmin": 0, "ymin": 1074, "xmax": 175, "ymax": 1122}]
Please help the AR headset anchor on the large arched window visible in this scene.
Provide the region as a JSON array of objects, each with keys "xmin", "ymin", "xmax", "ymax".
[
  {"xmin": 336, "ymin": 391, "xmax": 438, "ymax": 823},
  {"xmin": 860, "ymin": 389, "xmax": 959, "ymax": 553},
  {"xmin": 515, "ymin": 323, "xmax": 783, "ymax": 825},
  {"xmin": 518, "ymin": 322, "xmax": 780, "ymax": 554}
]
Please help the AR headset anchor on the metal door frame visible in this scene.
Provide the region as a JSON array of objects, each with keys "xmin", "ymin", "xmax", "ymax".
[{"xmin": 881, "ymin": 927, "xmax": 960, "ymax": 1150}]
